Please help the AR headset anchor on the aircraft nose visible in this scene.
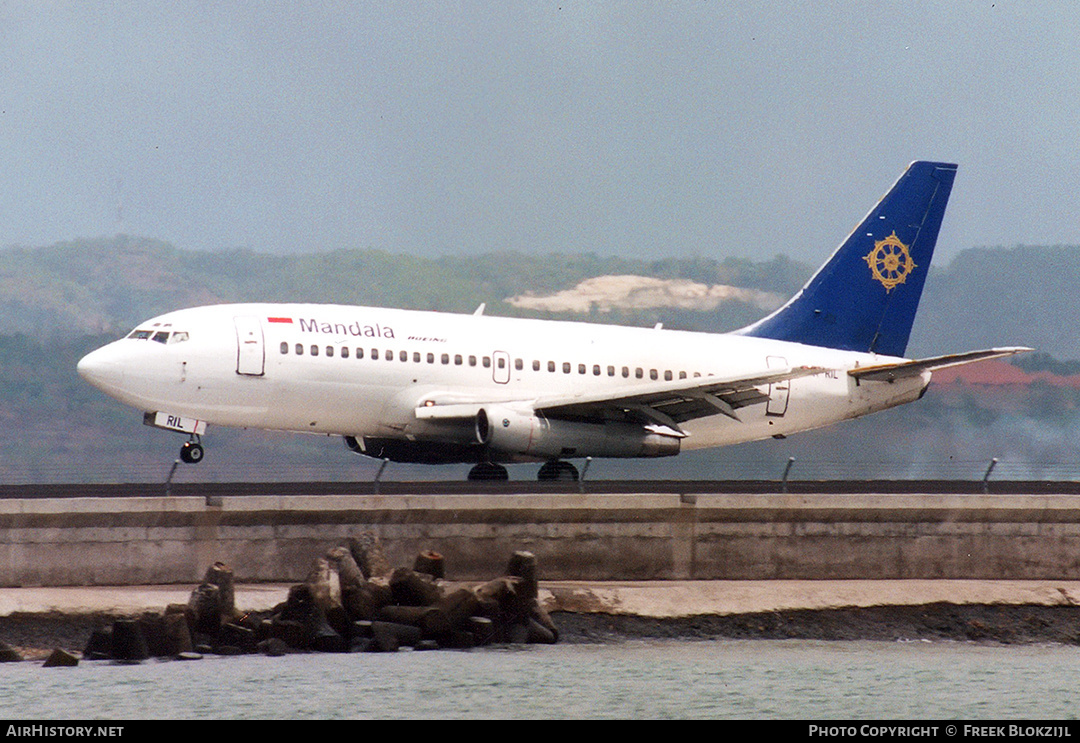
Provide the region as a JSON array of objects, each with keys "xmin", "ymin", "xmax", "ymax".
[{"xmin": 77, "ymin": 345, "xmax": 126, "ymax": 394}]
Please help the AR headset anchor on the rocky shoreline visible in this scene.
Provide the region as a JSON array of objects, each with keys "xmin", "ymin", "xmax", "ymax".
[
  {"xmin": 0, "ymin": 542, "xmax": 560, "ymax": 663},
  {"xmin": 554, "ymin": 603, "xmax": 1080, "ymax": 645},
  {"xmin": 5, "ymin": 536, "xmax": 1080, "ymax": 662},
  {"xmin": 4, "ymin": 602, "xmax": 1080, "ymax": 662}
]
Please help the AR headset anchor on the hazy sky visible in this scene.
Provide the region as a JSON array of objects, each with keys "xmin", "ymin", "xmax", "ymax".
[{"xmin": 2, "ymin": 1, "xmax": 1077, "ymax": 264}]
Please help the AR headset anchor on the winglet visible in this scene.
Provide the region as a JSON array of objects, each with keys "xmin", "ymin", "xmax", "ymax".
[{"xmin": 738, "ymin": 161, "xmax": 958, "ymax": 356}]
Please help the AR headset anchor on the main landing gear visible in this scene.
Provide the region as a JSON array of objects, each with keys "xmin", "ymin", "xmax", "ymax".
[
  {"xmin": 179, "ymin": 436, "xmax": 204, "ymax": 464},
  {"xmin": 467, "ymin": 459, "xmax": 580, "ymax": 481},
  {"xmin": 537, "ymin": 460, "xmax": 579, "ymax": 481},
  {"xmin": 467, "ymin": 461, "xmax": 509, "ymax": 481}
]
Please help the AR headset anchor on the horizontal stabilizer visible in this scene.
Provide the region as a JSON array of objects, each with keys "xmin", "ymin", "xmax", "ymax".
[{"xmin": 848, "ymin": 347, "xmax": 1033, "ymax": 383}]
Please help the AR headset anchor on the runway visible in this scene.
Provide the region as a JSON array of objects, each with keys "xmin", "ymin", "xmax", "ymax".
[{"xmin": 5, "ymin": 478, "xmax": 1080, "ymax": 499}]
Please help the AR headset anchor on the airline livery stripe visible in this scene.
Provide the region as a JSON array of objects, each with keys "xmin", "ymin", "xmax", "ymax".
[{"xmin": 267, "ymin": 317, "xmax": 293, "ymax": 324}]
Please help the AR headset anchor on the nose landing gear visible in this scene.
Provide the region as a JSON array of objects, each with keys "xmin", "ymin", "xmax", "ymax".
[{"xmin": 179, "ymin": 437, "xmax": 204, "ymax": 464}]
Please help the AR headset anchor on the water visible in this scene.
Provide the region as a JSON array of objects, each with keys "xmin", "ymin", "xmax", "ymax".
[{"xmin": 2, "ymin": 640, "xmax": 1080, "ymax": 719}]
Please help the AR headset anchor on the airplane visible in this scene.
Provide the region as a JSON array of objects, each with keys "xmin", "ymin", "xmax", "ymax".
[{"xmin": 77, "ymin": 161, "xmax": 1027, "ymax": 481}]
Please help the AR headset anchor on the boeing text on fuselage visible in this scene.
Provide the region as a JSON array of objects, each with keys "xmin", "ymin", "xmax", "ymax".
[{"xmin": 77, "ymin": 161, "xmax": 1029, "ymax": 480}]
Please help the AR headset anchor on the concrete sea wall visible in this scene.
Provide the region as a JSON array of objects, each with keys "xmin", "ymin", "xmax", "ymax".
[{"xmin": 3, "ymin": 488, "xmax": 1080, "ymax": 586}]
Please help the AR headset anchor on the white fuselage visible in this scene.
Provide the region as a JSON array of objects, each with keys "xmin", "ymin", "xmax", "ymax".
[{"xmin": 77, "ymin": 302, "xmax": 930, "ymax": 458}]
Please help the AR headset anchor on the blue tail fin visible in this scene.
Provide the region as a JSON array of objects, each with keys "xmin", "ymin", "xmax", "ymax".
[{"xmin": 738, "ymin": 161, "xmax": 957, "ymax": 357}]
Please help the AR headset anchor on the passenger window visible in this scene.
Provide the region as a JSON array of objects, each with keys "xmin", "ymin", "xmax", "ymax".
[
  {"xmin": 607, "ymin": 366, "xmax": 615, "ymax": 377},
  {"xmin": 622, "ymin": 367, "xmax": 629, "ymax": 378},
  {"xmin": 386, "ymin": 350, "xmax": 394, "ymax": 361},
  {"xmin": 578, "ymin": 364, "xmax": 586, "ymax": 374},
  {"xmin": 635, "ymin": 368, "xmax": 643, "ymax": 379},
  {"xmin": 664, "ymin": 370, "xmax": 672, "ymax": 381},
  {"xmin": 341, "ymin": 347, "xmax": 350, "ymax": 359},
  {"xmin": 533, "ymin": 360, "xmax": 540, "ymax": 371},
  {"xmin": 372, "ymin": 349, "xmax": 379, "ymax": 360},
  {"xmin": 483, "ymin": 357, "xmax": 491, "ymax": 368},
  {"xmin": 400, "ymin": 350, "xmax": 408, "ymax": 362},
  {"xmin": 548, "ymin": 361, "xmax": 555, "ymax": 373},
  {"xmin": 280, "ymin": 342, "xmax": 289, "ymax": 354},
  {"xmin": 311, "ymin": 345, "xmax": 319, "ymax": 357},
  {"xmin": 497, "ymin": 357, "xmax": 505, "ymax": 369},
  {"xmin": 442, "ymin": 354, "xmax": 449, "ymax": 364},
  {"xmin": 296, "ymin": 344, "xmax": 304, "ymax": 355},
  {"xmin": 455, "ymin": 354, "xmax": 463, "ymax": 365},
  {"xmin": 679, "ymin": 371, "xmax": 686, "ymax": 379},
  {"xmin": 326, "ymin": 346, "xmax": 334, "ymax": 357},
  {"xmin": 650, "ymin": 369, "xmax": 658, "ymax": 380},
  {"xmin": 413, "ymin": 352, "xmax": 421, "ymax": 362},
  {"xmin": 694, "ymin": 372, "xmax": 701, "ymax": 378},
  {"xmin": 427, "ymin": 353, "xmax": 435, "ymax": 363},
  {"xmin": 469, "ymin": 355, "xmax": 477, "ymax": 367},
  {"xmin": 515, "ymin": 359, "xmax": 523, "ymax": 371},
  {"xmin": 356, "ymin": 348, "xmax": 364, "ymax": 359},
  {"xmin": 563, "ymin": 362, "xmax": 571, "ymax": 374},
  {"xmin": 592, "ymin": 365, "xmax": 601, "ymax": 376}
]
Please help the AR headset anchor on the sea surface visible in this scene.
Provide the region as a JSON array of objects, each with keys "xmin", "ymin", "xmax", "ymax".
[{"xmin": 1, "ymin": 639, "xmax": 1079, "ymax": 720}]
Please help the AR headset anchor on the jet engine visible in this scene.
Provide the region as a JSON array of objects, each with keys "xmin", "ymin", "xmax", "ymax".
[{"xmin": 474, "ymin": 406, "xmax": 681, "ymax": 459}]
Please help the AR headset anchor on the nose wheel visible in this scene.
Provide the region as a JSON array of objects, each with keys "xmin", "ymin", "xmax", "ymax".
[{"xmin": 180, "ymin": 439, "xmax": 205, "ymax": 464}]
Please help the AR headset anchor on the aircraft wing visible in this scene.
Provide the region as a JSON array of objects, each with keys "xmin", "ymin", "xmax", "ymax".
[
  {"xmin": 413, "ymin": 366, "xmax": 824, "ymax": 434},
  {"xmin": 848, "ymin": 347, "xmax": 1032, "ymax": 383},
  {"xmin": 531, "ymin": 365, "xmax": 824, "ymax": 433}
]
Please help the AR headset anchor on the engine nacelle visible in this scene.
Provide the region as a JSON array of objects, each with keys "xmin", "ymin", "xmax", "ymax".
[{"xmin": 475, "ymin": 406, "xmax": 681, "ymax": 459}]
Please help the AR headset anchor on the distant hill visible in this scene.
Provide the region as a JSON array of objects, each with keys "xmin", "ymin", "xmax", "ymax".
[
  {"xmin": 0, "ymin": 235, "xmax": 810, "ymax": 338},
  {"xmin": 909, "ymin": 245, "xmax": 1080, "ymax": 359},
  {"xmin": 4, "ymin": 236, "xmax": 1080, "ymax": 359}
]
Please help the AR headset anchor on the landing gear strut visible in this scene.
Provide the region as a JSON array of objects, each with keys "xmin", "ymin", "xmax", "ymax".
[
  {"xmin": 468, "ymin": 461, "xmax": 508, "ymax": 481},
  {"xmin": 180, "ymin": 437, "xmax": 204, "ymax": 464},
  {"xmin": 537, "ymin": 460, "xmax": 578, "ymax": 481}
]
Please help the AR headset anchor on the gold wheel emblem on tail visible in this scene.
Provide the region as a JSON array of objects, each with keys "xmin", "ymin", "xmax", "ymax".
[{"xmin": 864, "ymin": 231, "xmax": 916, "ymax": 292}]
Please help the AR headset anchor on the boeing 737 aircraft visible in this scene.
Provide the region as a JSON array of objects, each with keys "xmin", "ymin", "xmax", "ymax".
[{"xmin": 78, "ymin": 161, "xmax": 1026, "ymax": 480}]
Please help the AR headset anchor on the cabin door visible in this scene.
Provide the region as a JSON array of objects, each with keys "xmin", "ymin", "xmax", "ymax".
[
  {"xmin": 234, "ymin": 316, "xmax": 265, "ymax": 376},
  {"xmin": 765, "ymin": 355, "xmax": 789, "ymax": 417}
]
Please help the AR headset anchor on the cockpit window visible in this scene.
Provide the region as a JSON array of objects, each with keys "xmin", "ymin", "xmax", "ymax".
[{"xmin": 127, "ymin": 328, "xmax": 189, "ymax": 343}]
